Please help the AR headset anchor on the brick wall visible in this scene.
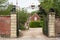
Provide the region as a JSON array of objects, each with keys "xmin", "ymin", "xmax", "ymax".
[{"xmin": 0, "ymin": 16, "xmax": 11, "ymax": 37}]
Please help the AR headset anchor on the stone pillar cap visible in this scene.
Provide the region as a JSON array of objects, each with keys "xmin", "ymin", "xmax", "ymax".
[{"xmin": 49, "ymin": 12, "xmax": 55, "ymax": 15}]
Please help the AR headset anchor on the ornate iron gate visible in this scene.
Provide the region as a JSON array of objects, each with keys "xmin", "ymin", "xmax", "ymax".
[{"xmin": 43, "ymin": 16, "xmax": 48, "ymax": 36}]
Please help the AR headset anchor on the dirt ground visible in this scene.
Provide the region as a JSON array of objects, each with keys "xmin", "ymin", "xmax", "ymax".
[{"xmin": 0, "ymin": 28, "xmax": 60, "ymax": 40}]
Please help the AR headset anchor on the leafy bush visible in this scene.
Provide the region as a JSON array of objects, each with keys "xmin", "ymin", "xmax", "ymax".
[
  {"xmin": 40, "ymin": 20, "xmax": 44, "ymax": 27},
  {"xmin": 17, "ymin": 10, "xmax": 29, "ymax": 30},
  {"xmin": 0, "ymin": 0, "xmax": 7, "ymax": 4},
  {"xmin": 19, "ymin": 26, "xmax": 26, "ymax": 30},
  {"xmin": 0, "ymin": 5, "xmax": 13, "ymax": 15},
  {"xmin": 29, "ymin": 21, "xmax": 41, "ymax": 28}
]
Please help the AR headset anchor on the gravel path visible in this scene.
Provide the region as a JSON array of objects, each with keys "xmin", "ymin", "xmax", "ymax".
[{"xmin": 0, "ymin": 28, "xmax": 60, "ymax": 40}]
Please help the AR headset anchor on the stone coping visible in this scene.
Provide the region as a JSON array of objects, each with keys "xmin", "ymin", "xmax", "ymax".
[{"xmin": 0, "ymin": 15, "xmax": 10, "ymax": 16}]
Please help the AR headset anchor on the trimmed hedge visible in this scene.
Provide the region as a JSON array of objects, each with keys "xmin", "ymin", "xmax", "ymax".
[{"xmin": 29, "ymin": 21, "xmax": 41, "ymax": 28}]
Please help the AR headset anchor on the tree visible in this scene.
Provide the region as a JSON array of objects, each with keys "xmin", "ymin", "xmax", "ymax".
[
  {"xmin": 40, "ymin": 0, "xmax": 60, "ymax": 16},
  {"xmin": 0, "ymin": 0, "xmax": 8, "ymax": 10},
  {"xmin": 0, "ymin": 0, "xmax": 10, "ymax": 15},
  {"xmin": 0, "ymin": 0, "xmax": 7, "ymax": 4},
  {"xmin": 0, "ymin": 5, "xmax": 14, "ymax": 15},
  {"xmin": 17, "ymin": 10, "xmax": 29, "ymax": 29},
  {"xmin": 53, "ymin": 0, "xmax": 60, "ymax": 16},
  {"xmin": 40, "ymin": 0, "xmax": 55, "ymax": 12}
]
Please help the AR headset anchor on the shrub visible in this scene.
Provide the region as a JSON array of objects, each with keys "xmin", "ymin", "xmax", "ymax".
[
  {"xmin": 19, "ymin": 26, "xmax": 26, "ymax": 30},
  {"xmin": 29, "ymin": 21, "xmax": 41, "ymax": 28},
  {"xmin": 0, "ymin": 5, "xmax": 14, "ymax": 15},
  {"xmin": 40, "ymin": 20, "xmax": 44, "ymax": 27},
  {"xmin": 18, "ymin": 10, "xmax": 29, "ymax": 30}
]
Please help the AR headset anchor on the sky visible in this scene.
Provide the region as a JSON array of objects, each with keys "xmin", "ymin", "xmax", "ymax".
[
  {"xmin": 8, "ymin": 0, "xmax": 40, "ymax": 8},
  {"xmin": 8, "ymin": 0, "xmax": 40, "ymax": 13}
]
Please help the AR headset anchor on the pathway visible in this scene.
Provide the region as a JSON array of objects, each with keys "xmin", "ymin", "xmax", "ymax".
[{"xmin": 0, "ymin": 28, "xmax": 60, "ymax": 40}]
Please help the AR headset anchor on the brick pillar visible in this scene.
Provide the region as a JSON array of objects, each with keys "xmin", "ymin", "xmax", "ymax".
[
  {"xmin": 48, "ymin": 12, "xmax": 55, "ymax": 37},
  {"xmin": 11, "ymin": 14, "xmax": 17, "ymax": 37}
]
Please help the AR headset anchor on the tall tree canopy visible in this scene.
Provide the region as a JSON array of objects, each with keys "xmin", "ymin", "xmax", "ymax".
[
  {"xmin": 0, "ymin": 0, "xmax": 7, "ymax": 4},
  {"xmin": 53, "ymin": 0, "xmax": 60, "ymax": 16},
  {"xmin": 40, "ymin": 0, "xmax": 60, "ymax": 16},
  {"xmin": 40, "ymin": 0, "xmax": 55, "ymax": 12},
  {"xmin": 0, "ymin": 5, "xmax": 14, "ymax": 15}
]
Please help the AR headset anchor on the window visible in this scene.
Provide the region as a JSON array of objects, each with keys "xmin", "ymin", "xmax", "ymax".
[{"xmin": 34, "ymin": 17, "xmax": 37, "ymax": 21}]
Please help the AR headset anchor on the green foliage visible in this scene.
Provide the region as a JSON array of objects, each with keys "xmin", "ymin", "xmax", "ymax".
[
  {"xmin": 29, "ymin": 21, "xmax": 41, "ymax": 28},
  {"xmin": 40, "ymin": 0, "xmax": 54, "ymax": 12},
  {"xmin": 19, "ymin": 26, "xmax": 26, "ymax": 30},
  {"xmin": 40, "ymin": 0, "xmax": 60, "ymax": 16},
  {"xmin": 53, "ymin": 1, "xmax": 60, "ymax": 16},
  {"xmin": 0, "ymin": 0, "xmax": 7, "ymax": 4},
  {"xmin": 31, "ymin": 11, "xmax": 38, "ymax": 15},
  {"xmin": 40, "ymin": 20, "xmax": 44, "ymax": 27},
  {"xmin": 17, "ymin": 10, "xmax": 29, "ymax": 30},
  {"xmin": 0, "ymin": 5, "xmax": 14, "ymax": 15}
]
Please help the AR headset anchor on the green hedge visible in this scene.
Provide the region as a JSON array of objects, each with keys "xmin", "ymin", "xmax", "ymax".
[
  {"xmin": 40, "ymin": 21, "xmax": 44, "ymax": 27},
  {"xmin": 19, "ymin": 26, "xmax": 26, "ymax": 30},
  {"xmin": 29, "ymin": 21, "xmax": 41, "ymax": 28}
]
